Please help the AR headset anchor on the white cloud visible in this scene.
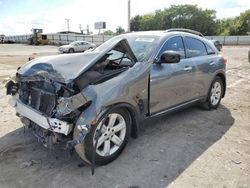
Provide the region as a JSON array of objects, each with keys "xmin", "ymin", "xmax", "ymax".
[
  {"xmin": 1, "ymin": 0, "xmax": 250, "ymax": 35},
  {"xmin": 131, "ymin": 0, "xmax": 250, "ymax": 18}
]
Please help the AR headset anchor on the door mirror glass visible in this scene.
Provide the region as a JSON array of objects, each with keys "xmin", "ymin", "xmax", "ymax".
[{"xmin": 156, "ymin": 50, "xmax": 181, "ymax": 64}]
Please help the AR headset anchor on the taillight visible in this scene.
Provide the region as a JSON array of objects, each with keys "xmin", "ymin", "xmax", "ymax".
[{"xmin": 223, "ymin": 57, "xmax": 227, "ymax": 64}]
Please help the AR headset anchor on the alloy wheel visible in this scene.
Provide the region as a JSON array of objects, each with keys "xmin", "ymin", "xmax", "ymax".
[
  {"xmin": 93, "ymin": 113, "xmax": 126, "ymax": 157},
  {"xmin": 210, "ymin": 81, "xmax": 222, "ymax": 106}
]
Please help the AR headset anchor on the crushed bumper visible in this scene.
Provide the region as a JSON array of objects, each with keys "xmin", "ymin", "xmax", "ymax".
[{"xmin": 10, "ymin": 96, "xmax": 73, "ymax": 135}]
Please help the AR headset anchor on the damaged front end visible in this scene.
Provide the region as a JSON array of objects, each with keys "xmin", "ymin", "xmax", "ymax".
[
  {"xmin": 6, "ymin": 71, "xmax": 91, "ymax": 148},
  {"xmin": 5, "ymin": 38, "xmax": 146, "ymax": 151}
]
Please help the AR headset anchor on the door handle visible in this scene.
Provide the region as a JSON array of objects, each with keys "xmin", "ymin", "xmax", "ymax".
[
  {"xmin": 183, "ymin": 66, "xmax": 192, "ymax": 71},
  {"xmin": 209, "ymin": 62, "xmax": 216, "ymax": 66}
]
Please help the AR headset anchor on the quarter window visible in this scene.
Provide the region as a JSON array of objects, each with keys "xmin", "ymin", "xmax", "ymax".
[
  {"xmin": 185, "ymin": 37, "xmax": 207, "ymax": 58},
  {"xmin": 158, "ymin": 36, "xmax": 185, "ymax": 59},
  {"xmin": 205, "ymin": 44, "xmax": 215, "ymax": 55}
]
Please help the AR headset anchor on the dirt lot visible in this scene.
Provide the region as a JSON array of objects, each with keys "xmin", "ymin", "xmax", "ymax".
[{"xmin": 0, "ymin": 44, "xmax": 249, "ymax": 188}]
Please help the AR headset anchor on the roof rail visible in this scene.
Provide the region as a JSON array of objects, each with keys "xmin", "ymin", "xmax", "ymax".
[{"xmin": 165, "ymin": 28, "xmax": 204, "ymax": 37}]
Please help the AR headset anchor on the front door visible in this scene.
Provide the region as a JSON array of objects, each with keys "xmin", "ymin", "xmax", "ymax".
[{"xmin": 150, "ymin": 36, "xmax": 196, "ymax": 114}]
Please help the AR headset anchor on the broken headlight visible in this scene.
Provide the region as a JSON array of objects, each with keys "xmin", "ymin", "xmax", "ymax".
[
  {"xmin": 56, "ymin": 92, "xmax": 89, "ymax": 116},
  {"xmin": 5, "ymin": 73, "xmax": 18, "ymax": 96}
]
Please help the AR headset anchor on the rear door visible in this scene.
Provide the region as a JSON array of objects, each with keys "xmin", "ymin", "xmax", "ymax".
[
  {"xmin": 183, "ymin": 36, "xmax": 214, "ymax": 98},
  {"xmin": 77, "ymin": 42, "xmax": 85, "ymax": 52},
  {"xmin": 150, "ymin": 36, "xmax": 196, "ymax": 114},
  {"xmin": 80, "ymin": 42, "xmax": 89, "ymax": 51}
]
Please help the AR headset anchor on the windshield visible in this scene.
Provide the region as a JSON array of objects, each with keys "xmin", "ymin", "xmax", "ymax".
[
  {"xmin": 94, "ymin": 35, "xmax": 160, "ymax": 62},
  {"xmin": 70, "ymin": 41, "xmax": 78, "ymax": 46}
]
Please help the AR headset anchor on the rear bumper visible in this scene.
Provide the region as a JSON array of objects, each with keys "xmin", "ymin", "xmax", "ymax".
[{"xmin": 10, "ymin": 95, "xmax": 73, "ymax": 135}]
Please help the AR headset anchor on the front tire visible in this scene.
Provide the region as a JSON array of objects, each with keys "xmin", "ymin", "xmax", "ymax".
[
  {"xmin": 206, "ymin": 76, "xmax": 224, "ymax": 109},
  {"xmin": 68, "ymin": 48, "xmax": 74, "ymax": 53},
  {"xmin": 74, "ymin": 108, "xmax": 131, "ymax": 165}
]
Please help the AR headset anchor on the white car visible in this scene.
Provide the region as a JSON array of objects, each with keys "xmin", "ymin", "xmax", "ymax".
[{"xmin": 59, "ymin": 41, "xmax": 96, "ymax": 53}]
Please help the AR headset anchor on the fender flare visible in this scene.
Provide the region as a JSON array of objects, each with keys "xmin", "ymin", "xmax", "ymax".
[
  {"xmin": 96, "ymin": 103, "xmax": 141, "ymax": 139},
  {"xmin": 206, "ymin": 71, "xmax": 226, "ymax": 99}
]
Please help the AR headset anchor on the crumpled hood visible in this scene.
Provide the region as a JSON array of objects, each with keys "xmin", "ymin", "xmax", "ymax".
[{"xmin": 17, "ymin": 51, "xmax": 101, "ymax": 83}]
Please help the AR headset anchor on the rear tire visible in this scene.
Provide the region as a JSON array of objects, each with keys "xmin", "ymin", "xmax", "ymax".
[
  {"xmin": 204, "ymin": 76, "xmax": 224, "ymax": 110},
  {"xmin": 74, "ymin": 108, "xmax": 131, "ymax": 165}
]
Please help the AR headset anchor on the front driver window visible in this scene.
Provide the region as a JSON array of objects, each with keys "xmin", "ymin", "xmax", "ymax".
[{"xmin": 158, "ymin": 36, "xmax": 185, "ymax": 59}]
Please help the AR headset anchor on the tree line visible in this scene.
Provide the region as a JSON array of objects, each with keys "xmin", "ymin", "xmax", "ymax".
[{"xmin": 130, "ymin": 5, "xmax": 250, "ymax": 36}]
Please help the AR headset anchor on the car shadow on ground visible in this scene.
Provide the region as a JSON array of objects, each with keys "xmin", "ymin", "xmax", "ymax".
[{"xmin": 0, "ymin": 104, "xmax": 234, "ymax": 188}]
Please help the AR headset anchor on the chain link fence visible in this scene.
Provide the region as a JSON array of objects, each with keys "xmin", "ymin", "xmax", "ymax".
[
  {"xmin": 3, "ymin": 33, "xmax": 250, "ymax": 45},
  {"xmin": 4, "ymin": 33, "xmax": 113, "ymax": 45},
  {"xmin": 205, "ymin": 36, "xmax": 250, "ymax": 45}
]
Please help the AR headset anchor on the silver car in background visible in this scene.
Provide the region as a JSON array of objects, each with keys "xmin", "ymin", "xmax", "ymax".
[{"xmin": 59, "ymin": 41, "xmax": 96, "ymax": 53}]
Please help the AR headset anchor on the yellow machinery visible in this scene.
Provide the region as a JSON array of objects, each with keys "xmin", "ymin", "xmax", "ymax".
[{"xmin": 28, "ymin": 29, "xmax": 49, "ymax": 45}]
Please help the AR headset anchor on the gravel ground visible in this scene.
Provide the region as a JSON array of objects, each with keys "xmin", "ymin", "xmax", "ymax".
[{"xmin": 0, "ymin": 44, "xmax": 249, "ymax": 188}]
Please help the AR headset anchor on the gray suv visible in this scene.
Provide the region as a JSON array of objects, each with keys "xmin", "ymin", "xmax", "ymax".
[{"xmin": 6, "ymin": 29, "xmax": 226, "ymax": 165}]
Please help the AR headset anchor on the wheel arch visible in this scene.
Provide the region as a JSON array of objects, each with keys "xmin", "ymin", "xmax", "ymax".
[
  {"xmin": 68, "ymin": 48, "xmax": 75, "ymax": 53},
  {"xmin": 215, "ymin": 72, "xmax": 226, "ymax": 98},
  {"xmin": 104, "ymin": 103, "xmax": 140, "ymax": 139}
]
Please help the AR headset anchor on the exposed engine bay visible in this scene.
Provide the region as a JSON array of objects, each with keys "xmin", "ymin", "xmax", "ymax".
[{"xmin": 5, "ymin": 39, "xmax": 141, "ymax": 149}]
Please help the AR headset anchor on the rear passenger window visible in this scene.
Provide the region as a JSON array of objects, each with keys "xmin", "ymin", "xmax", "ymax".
[
  {"xmin": 185, "ymin": 37, "xmax": 207, "ymax": 58},
  {"xmin": 158, "ymin": 36, "xmax": 185, "ymax": 59}
]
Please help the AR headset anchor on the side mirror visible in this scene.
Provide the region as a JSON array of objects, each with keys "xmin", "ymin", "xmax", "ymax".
[{"xmin": 156, "ymin": 50, "xmax": 181, "ymax": 64}]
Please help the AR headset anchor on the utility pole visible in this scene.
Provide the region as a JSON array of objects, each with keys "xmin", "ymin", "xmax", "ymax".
[
  {"xmin": 79, "ymin": 25, "xmax": 90, "ymax": 35},
  {"xmin": 65, "ymin": 19, "xmax": 70, "ymax": 33},
  {"xmin": 79, "ymin": 24, "xmax": 83, "ymax": 33},
  {"xmin": 87, "ymin": 25, "xmax": 89, "ymax": 35},
  {"xmin": 127, "ymin": 0, "xmax": 131, "ymax": 32}
]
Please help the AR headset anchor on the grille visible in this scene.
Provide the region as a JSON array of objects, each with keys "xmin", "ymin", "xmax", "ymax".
[
  {"xmin": 30, "ymin": 87, "xmax": 56, "ymax": 116},
  {"xmin": 19, "ymin": 82, "xmax": 57, "ymax": 116}
]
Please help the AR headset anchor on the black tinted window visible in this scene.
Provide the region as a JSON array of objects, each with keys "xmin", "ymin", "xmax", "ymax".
[
  {"xmin": 185, "ymin": 37, "xmax": 207, "ymax": 58},
  {"xmin": 158, "ymin": 36, "xmax": 185, "ymax": 58}
]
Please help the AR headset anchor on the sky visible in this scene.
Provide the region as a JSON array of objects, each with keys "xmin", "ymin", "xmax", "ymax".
[{"xmin": 0, "ymin": 0, "xmax": 250, "ymax": 35}]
